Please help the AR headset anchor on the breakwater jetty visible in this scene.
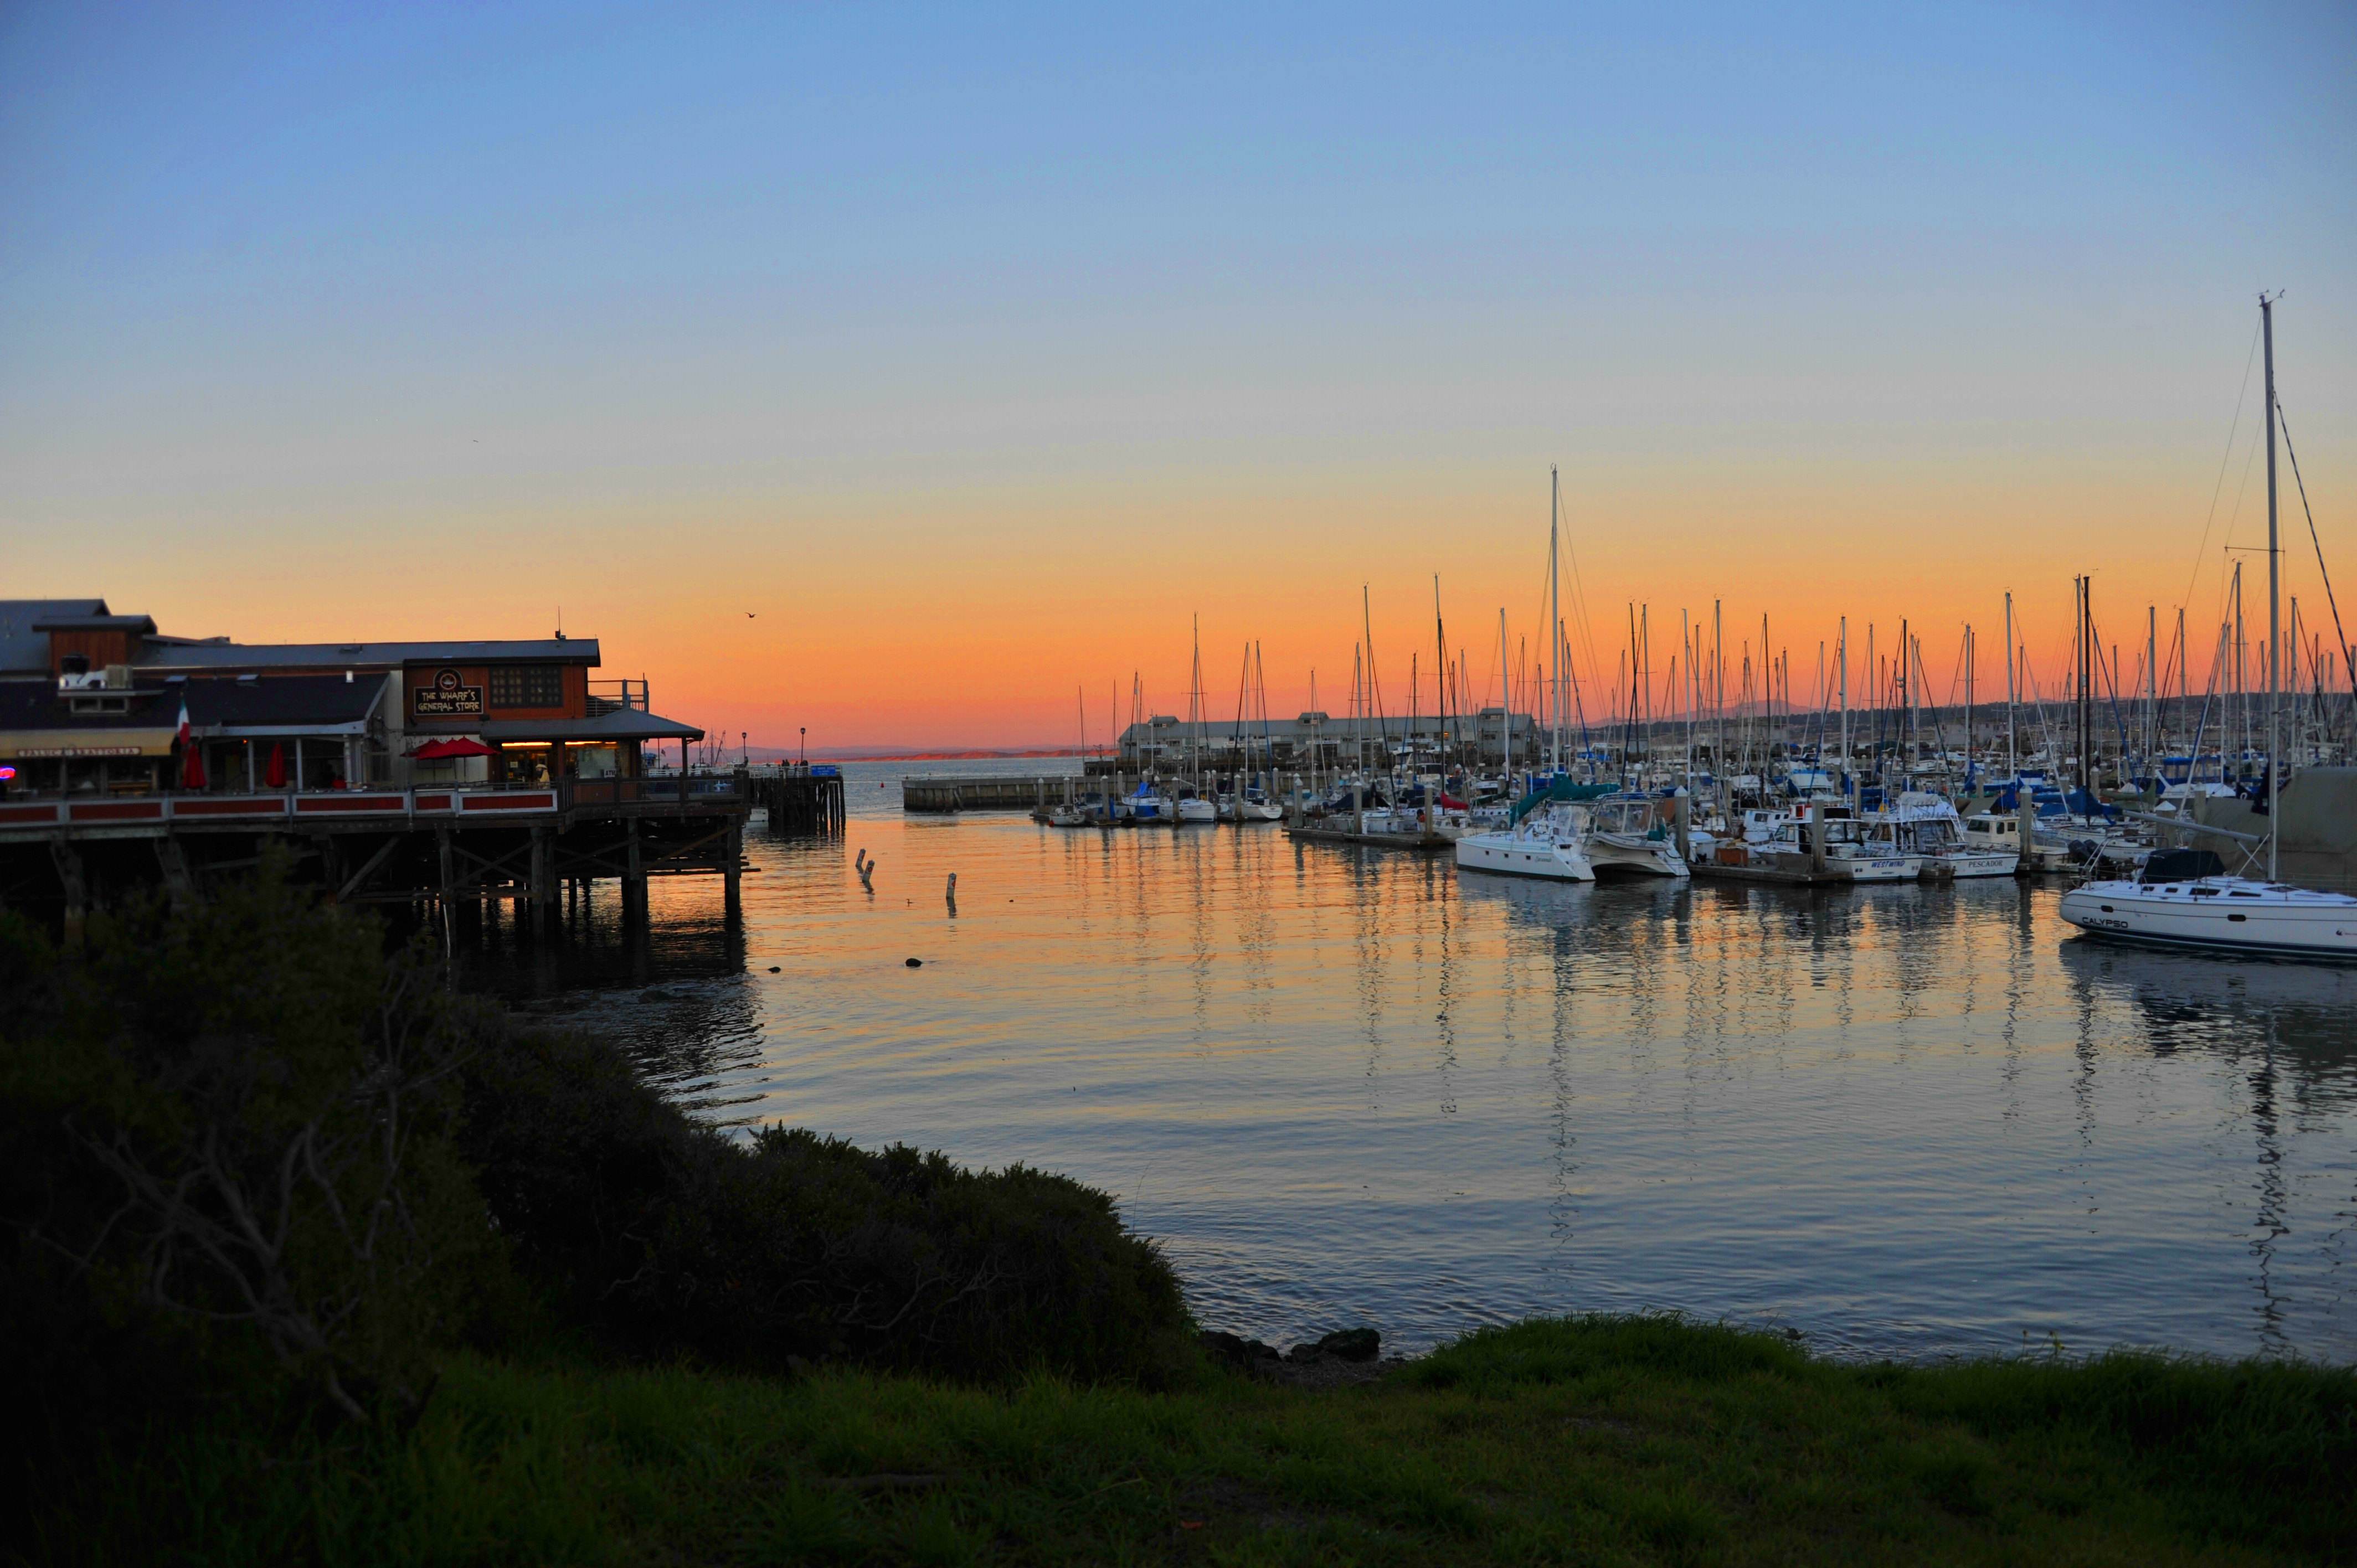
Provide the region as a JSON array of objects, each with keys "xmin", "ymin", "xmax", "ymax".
[{"xmin": 902, "ymin": 773, "xmax": 1082, "ymax": 813}]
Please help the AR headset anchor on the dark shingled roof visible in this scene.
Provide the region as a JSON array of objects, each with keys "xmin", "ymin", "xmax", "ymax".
[
  {"xmin": 182, "ymin": 674, "xmax": 387, "ymax": 729},
  {"xmin": 0, "ymin": 673, "xmax": 386, "ymax": 737},
  {"xmin": 0, "ymin": 675, "xmax": 171, "ymax": 735},
  {"xmin": 137, "ymin": 637, "xmax": 598, "ymax": 672}
]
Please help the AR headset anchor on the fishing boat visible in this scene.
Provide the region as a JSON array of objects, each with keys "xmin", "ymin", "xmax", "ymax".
[
  {"xmin": 2058, "ymin": 297, "xmax": 2357, "ymax": 962},
  {"xmin": 1769, "ymin": 808, "xmax": 1919, "ymax": 881},
  {"xmin": 1872, "ymin": 792, "xmax": 2018, "ymax": 878}
]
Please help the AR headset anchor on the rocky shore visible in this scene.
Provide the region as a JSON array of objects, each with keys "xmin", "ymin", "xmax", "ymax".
[{"xmin": 1197, "ymin": 1326, "xmax": 1407, "ymax": 1388}]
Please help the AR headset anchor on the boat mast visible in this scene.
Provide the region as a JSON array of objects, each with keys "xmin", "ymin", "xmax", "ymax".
[
  {"xmin": 2263, "ymin": 292, "xmax": 2281, "ymax": 879},
  {"xmin": 1548, "ymin": 467, "xmax": 1564, "ymax": 774},
  {"xmin": 1497, "ymin": 607, "xmax": 1510, "ymax": 775},
  {"xmin": 1838, "ymin": 615, "xmax": 1849, "ymax": 798}
]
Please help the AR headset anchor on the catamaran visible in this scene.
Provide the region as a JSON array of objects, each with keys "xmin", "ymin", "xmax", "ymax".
[{"xmin": 1582, "ymin": 792, "xmax": 1690, "ymax": 879}]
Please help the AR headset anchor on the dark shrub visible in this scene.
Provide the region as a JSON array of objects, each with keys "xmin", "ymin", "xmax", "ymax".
[
  {"xmin": 461, "ymin": 1025, "xmax": 1192, "ymax": 1382},
  {"xmin": 2, "ymin": 854, "xmax": 1192, "ymax": 1451},
  {"xmin": 0, "ymin": 858, "xmax": 505, "ymax": 1427}
]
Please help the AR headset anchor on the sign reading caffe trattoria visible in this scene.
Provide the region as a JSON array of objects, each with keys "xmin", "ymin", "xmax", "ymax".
[{"xmin": 412, "ymin": 668, "xmax": 484, "ymax": 718}]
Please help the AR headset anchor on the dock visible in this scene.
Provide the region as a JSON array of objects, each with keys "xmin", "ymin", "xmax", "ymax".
[
  {"xmin": 1686, "ymin": 860, "xmax": 1857, "ymax": 886},
  {"xmin": 1283, "ymin": 824, "xmax": 1456, "ymax": 854},
  {"xmin": 0, "ymin": 776, "xmax": 756, "ymax": 942}
]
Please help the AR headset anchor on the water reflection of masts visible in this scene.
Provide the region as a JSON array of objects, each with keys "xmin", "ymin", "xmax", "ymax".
[
  {"xmin": 2249, "ymin": 1013, "xmax": 2289, "ymax": 1352},
  {"xmin": 1431, "ymin": 855, "xmax": 1459, "ymax": 1117}
]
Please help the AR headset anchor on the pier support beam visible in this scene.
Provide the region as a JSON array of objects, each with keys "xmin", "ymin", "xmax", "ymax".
[
  {"xmin": 155, "ymin": 837, "xmax": 195, "ymax": 912},
  {"xmin": 624, "ymin": 817, "xmax": 646, "ymax": 922},
  {"xmin": 437, "ymin": 828, "xmax": 457, "ymax": 961},
  {"xmin": 528, "ymin": 827, "xmax": 553, "ymax": 933},
  {"xmin": 50, "ymin": 839, "xmax": 86, "ymax": 951},
  {"xmin": 723, "ymin": 818, "xmax": 743, "ymax": 920}
]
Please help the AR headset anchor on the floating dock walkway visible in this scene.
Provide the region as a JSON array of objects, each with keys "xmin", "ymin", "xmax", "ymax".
[{"xmin": 1283, "ymin": 824, "xmax": 1455, "ymax": 853}]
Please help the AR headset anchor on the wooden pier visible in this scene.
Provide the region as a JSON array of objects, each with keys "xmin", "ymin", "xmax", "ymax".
[
  {"xmin": 0, "ymin": 778, "xmax": 753, "ymax": 942},
  {"xmin": 748, "ymin": 770, "xmax": 845, "ymax": 833},
  {"xmin": 1283, "ymin": 824, "xmax": 1455, "ymax": 854}
]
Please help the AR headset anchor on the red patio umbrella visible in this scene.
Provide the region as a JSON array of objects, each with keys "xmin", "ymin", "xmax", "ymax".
[
  {"xmin": 410, "ymin": 737, "xmax": 497, "ymax": 760},
  {"xmin": 265, "ymin": 741, "xmax": 287, "ymax": 789}
]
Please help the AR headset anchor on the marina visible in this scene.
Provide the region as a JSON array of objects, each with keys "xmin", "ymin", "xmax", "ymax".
[
  {"xmin": 18, "ymin": 9, "xmax": 2357, "ymax": 1556},
  {"xmin": 474, "ymin": 756, "xmax": 2357, "ymax": 1364}
]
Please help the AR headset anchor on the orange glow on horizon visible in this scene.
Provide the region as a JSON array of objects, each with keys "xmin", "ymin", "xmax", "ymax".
[{"xmin": 53, "ymin": 454, "xmax": 2347, "ymax": 754}]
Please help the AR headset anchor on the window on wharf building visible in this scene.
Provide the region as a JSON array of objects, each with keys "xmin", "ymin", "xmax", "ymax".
[{"xmin": 488, "ymin": 665, "xmax": 564, "ymax": 710}]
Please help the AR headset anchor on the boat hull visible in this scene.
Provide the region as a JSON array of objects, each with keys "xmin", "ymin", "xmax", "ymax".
[
  {"xmin": 2058, "ymin": 883, "xmax": 2357, "ymax": 962},
  {"xmin": 1587, "ymin": 833, "xmax": 1691, "ymax": 880},
  {"xmin": 1455, "ymin": 831, "xmax": 1596, "ymax": 881},
  {"xmin": 1922, "ymin": 850, "xmax": 2020, "ymax": 878}
]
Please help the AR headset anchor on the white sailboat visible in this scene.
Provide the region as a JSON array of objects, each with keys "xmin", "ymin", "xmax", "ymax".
[
  {"xmin": 1175, "ymin": 621, "xmax": 1217, "ymax": 823},
  {"xmin": 1457, "ymin": 468, "xmax": 1598, "ymax": 883},
  {"xmin": 1044, "ymin": 685, "xmax": 1095, "ymax": 827},
  {"xmin": 2060, "ymin": 296, "xmax": 2357, "ymax": 960}
]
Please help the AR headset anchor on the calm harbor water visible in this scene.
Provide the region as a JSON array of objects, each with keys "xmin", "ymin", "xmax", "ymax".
[{"xmin": 467, "ymin": 758, "xmax": 2357, "ymax": 1363}]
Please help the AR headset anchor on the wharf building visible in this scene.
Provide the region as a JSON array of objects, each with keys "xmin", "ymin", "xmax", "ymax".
[{"xmin": 0, "ymin": 599, "xmax": 756, "ymax": 937}]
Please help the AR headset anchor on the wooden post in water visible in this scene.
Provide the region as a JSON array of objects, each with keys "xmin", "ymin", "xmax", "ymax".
[
  {"xmin": 1674, "ymin": 792, "xmax": 1691, "ymax": 866},
  {"xmin": 723, "ymin": 818, "xmax": 743, "ymax": 919},
  {"xmin": 1807, "ymin": 803, "xmax": 1826, "ymax": 876}
]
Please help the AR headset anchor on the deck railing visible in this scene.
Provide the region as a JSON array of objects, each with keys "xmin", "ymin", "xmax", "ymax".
[
  {"xmin": 585, "ymin": 678, "xmax": 651, "ymax": 716},
  {"xmin": 0, "ymin": 772, "xmax": 748, "ymax": 832}
]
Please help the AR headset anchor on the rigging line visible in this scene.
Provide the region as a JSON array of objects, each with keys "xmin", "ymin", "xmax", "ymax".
[
  {"xmin": 2215, "ymin": 387, "xmax": 2269, "ymax": 577},
  {"xmin": 2180, "ymin": 316, "xmax": 2265, "ymax": 622},
  {"xmin": 2273, "ymin": 396, "xmax": 2357, "ymax": 721}
]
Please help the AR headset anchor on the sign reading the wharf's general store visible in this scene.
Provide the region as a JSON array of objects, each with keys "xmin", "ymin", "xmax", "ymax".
[{"xmin": 412, "ymin": 667, "xmax": 484, "ymax": 717}]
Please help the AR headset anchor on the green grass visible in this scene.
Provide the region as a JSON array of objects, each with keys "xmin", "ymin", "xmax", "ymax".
[{"xmin": 23, "ymin": 1316, "xmax": 2354, "ymax": 1566}]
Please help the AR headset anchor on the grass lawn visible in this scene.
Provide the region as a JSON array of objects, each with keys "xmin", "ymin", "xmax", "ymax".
[{"xmin": 32, "ymin": 1317, "xmax": 2353, "ymax": 1566}]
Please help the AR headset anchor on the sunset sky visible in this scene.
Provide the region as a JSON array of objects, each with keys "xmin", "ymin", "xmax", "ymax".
[{"xmin": 5, "ymin": 4, "xmax": 2354, "ymax": 751}]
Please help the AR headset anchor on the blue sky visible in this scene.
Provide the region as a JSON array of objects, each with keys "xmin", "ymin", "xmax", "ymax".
[{"xmin": 3, "ymin": 3, "xmax": 2352, "ymax": 742}]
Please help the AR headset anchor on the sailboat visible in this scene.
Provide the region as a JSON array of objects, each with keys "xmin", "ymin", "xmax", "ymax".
[
  {"xmin": 1175, "ymin": 622, "xmax": 1217, "ymax": 823},
  {"xmin": 1457, "ymin": 468, "xmax": 1599, "ymax": 882},
  {"xmin": 2060, "ymin": 297, "xmax": 2357, "ymax": 961},
  {"xmin": 1046, "ymin": 685, "xmax": 1093, "ymax": 827}
]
